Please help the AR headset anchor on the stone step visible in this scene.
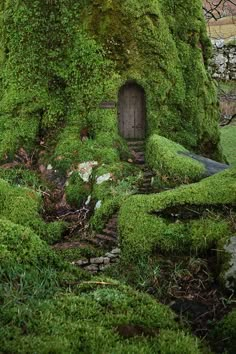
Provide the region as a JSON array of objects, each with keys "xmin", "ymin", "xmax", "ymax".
[
  {"xmin": 95, "ymin": 234, "xmax": 118, "ymax": 244},
  {"xmin": 127, "ymin": 140, "xmax": 145, "ymax": 146},
  {"xmin": 135, "ymin": 159, "xmax": 145, "ymax": 165},
  {"xmin": 103, "ymin": 228, "xmax": 117, "ymax": 238},
  {"xmin": 105, "ymin": 223, "xmax": 117, "ymax": 230},
  {"xmin": 142, "ymin": 183, "xmax": 151, "ymax": 188},
  {"xmin": 130, "ymin": 149, "xmax": 145, "ymax": 155},
  {"xmin": 143, "ymin": 172, "xmax": 154, "ymax": 177}
]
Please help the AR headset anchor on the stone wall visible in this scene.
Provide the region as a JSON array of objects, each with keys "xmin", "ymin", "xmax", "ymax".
[{"xmin": 211, "ymin": 41, "xmax": 236, "ymax": 80}]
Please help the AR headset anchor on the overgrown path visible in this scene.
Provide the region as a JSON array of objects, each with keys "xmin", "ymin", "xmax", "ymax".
[{"xmin": 52, "ymin": 139, "xmax": 156, "ymax": 272}]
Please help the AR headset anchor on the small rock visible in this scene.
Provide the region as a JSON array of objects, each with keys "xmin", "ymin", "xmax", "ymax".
[
  {"xmin": 84, "ymin": 264, "xmax": 99, "ymax": 272},
  {"xmin": 90, "ymin": 257, "xmax": 105, "ymax": 264},
  {"xmin": 78, "ymin": 161, "xmax": 98, "ymax": 182},
  {"xmin": 47, "ymin": 164, "xmax": 53, "ymax": 170},
  {"xmin": 105, "ymin": 252, "xmax": 117, "ymax": 259},
  {"xmin": 73, "ymin": 259, "xmax": 89, "ymax": 266},
  {"xmin": 85, "ymin": 195, "xmax": 91, "ymax": 205},
  {"xmin": 95, "ymin": 200, "xmax": 102, "ymax": 210},
  {"xmin": 103, "ymin": 257, "xmax": 110, "ymax": 265},
  {"xmin": 96, "ymin": 173, "xmax": 112, "ymax": 185},
  {"xmin": 111, "ymin": 248, "xmax": 121, "ymax": 255}
]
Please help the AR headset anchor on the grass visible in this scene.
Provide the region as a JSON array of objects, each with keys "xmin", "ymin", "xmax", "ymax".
[{"xmin": 221, "ymin": 125, "xmax": 236, "ymax": 166}]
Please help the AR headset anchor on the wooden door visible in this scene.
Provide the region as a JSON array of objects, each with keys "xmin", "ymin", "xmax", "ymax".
[{"xmin": 118, "ymin": 83, "xmax": 146, "ymax": 139}]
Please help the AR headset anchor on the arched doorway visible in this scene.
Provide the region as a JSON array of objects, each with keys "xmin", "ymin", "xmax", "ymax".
[{"xmin": 118, "ymin": 82, "xmax": 146, "ymax": 139}]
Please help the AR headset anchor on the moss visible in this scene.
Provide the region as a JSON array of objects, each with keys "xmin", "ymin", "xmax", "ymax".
[
  {"xmin": 119, "ymin": 167, "xmax": 236, "ymax": 264},
  {"xmin": 90, "ymin": 197, "xmax": 121, "ymax": 232},
  {"xmin": 0, "ymin": 0, "xmax": 222, "ymax": 168},
  {"xmin": 212, "ymin": 309, "xmax": 236, "ymax": 354},
  {"xmin": 221, "ymin": 126, "xmax": 236, "ymax": 166},
  {"xmin": 55, "ymin": 246, "xmax": 103, "ymax": 263},
  {"xmin": 65, "ymin": 172, "xmax": 91, "ymax": 207},
  {"xmin": 0, "ymin": 178, "xmax": 64, "ymax": 244},
  {"xmin": 146, "ymin": 134, "xmax": 205, "ymax": 185},
  {"xmin": 0, "ymin": 218, "xmax": 57, "ymax": 269},
  {"xmin": 83, "ymin": 0, "xmax": 221, "ymax": 158},
  {"xmin": 46, "ymin": 221, "xmax": 67, "ymax": 245},
  {"xmin": 0, "ymin": 167, "xmax": 45, "ymax": 190},
  {"xmin": 90, "ymin": 163, "xmax": 141, "ymax": 231},
  {"xmin": 0, "ymin": 278, "xmax": 203, "ymax": 353}
]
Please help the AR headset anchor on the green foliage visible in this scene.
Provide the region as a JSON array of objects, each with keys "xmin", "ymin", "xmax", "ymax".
[
  {"xmin": 0, "ymin": 1, "xmax": 119, "ymax": 162},
  {"xmin": 221, "ymin": 126, "xmax": 236, "ymax": 166},
  {"xmin": 146, "ymin": 134, "xmax": 205, "ymax": 185},
  {"xmin": 55, "ymin": 245, "xmax": 103, "ymax": 263},
  {"xmin": 212, "ymin": 309, "xmax": 236, "ymax": 354},
  {"xmin": 65, "ymin": 172, "xmax": 91, "ymax": 207},
  {"xmin": 0, "ymin": 167, "xmax": 45, "ymax": 190},
  {"xmin": 0, "ymin": 178, "xmax": 64, "ymax": 244},
  {"xmin": 0, "ymin": 278, "xmax": 203, "ymax": 353},
  {"xmin": 90, "ymin": 163, "xmax": 140, "ymax": 231},
  {"xmin": 0, "ymin": 218, "xmax": 57, "ymax": 269},
  {"xmin": 119, "ymin": 167, "xmax": 236, "ymax": 264}
]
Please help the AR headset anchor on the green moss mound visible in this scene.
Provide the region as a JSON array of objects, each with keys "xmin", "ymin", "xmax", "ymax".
[
  {"xmin": 0, "ymin": 218, "xmax": 57, "ymax": 269},
  {"xmin": 0, "ymin": 178, "xmax": 64, "ymax": 244},
  {"xmin": 146, "ymin": 134, "xmax": 205, "ymax": 185},
  {"xmin": 0, "ymin": 279, "xmax": 203, "ymax": 353},
  {"xmin": 119, "ymin": 167, "xmax": 236, "ymax": 263}
]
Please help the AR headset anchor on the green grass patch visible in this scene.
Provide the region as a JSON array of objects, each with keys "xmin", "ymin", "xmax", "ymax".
[{"xmin": 221, "ymin": 126, "xmax": 236, "ymax": 166}]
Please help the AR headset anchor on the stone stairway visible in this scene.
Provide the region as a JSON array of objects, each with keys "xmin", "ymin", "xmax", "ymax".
[
  {"xmin": 54, "ymin": 140, "xmax": 156, "ymax": 273},
  {"xmin": 83, "ymin": 213, "xmax": 119, "ymax": 249},
  {"xmin": 127, "ymin": 140, "xmax": 155, "ymax": 194}
]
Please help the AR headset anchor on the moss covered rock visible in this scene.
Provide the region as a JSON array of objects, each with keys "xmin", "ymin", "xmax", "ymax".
[
  {"xmin": 146, "ymin": 134, "xmax": 205, "ymax": 185},
  {"xmin": 119, "ymin": 167, "xmax": 236, "ymax": 263}
]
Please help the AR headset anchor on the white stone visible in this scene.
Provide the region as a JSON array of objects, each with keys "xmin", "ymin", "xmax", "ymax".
[
  {"xmin": 111, "ymin": 248, "xmax": 121, "ymax": 255},
  {"xmin": 74, "ymin": 259, "xmax": 89, "ymax": 266},
  {"xmin": 95, "ymin": 200, "xmax": 102, "ymax": 210},
  {"xmin": 47, "ymin": 164, "xmax": 53, "ymax": 170},
  {"xmin": 96, "ymin": 173, "xmax": 112, "ymax": 185},
  {"xmin": 90, "ymin": 257, "xmax": 105, "ymax": 264},
  {"xmin": 85, "ymin": 264, "xmax": 99, "ymax": 272},
  {"xmin": 78, "ymin": 161, "xmax": 98, "ymax": 182},
  {"xmin": 214, "ymin": 53, "xmax": 227, "ymax": 67},
  {"xmin": 214, "ymin": 39, "xmax": 225, "ymax": 49},
  {"xmin": 105, "ymin": 252, "xmax": 117, "ymax": 259},
  {"xmin": 85, "ymin": 195, "xmax": 91, "ymax": 205},
  {"xmin": 103, "ymin": 257, "xmax": 110, "ymax": 265}
]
